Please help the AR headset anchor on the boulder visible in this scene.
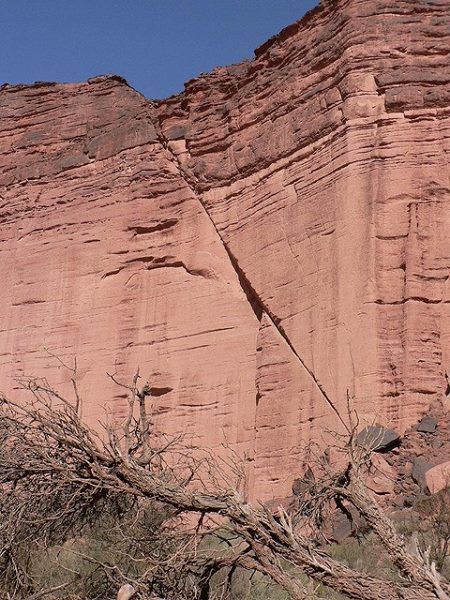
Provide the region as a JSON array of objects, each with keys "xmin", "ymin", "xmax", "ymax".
[
  {"xmin": 403, "ymin": 462, "xmax": 413, "ymax": 478},
  {"xmin": 411, "ymin": 458, "xmax": 433, "ymax": 492},
  {"xmin": 417, "ymin": 415, "xmax": 438, "ymax": 434},
  {"xmin": 356, "ymin": 425, "xmax": 400, "ymax": 452},
  {"xmin": 117, "ymin": 584, "xmax": 136, "ymax": 600},
  {"xmin": 330, "ymin": 503, "xmax": 366, "ymax": 543},
  {"xmin": 425, "ymin": 461, "xmax": 450, "ymax": 494},
  {"xmin": 366, "ymin": 454, "xmax": 396, "ymax": 495},
  {"xmin": 331, "ymin": 512, "xmax": 354, "ymax": 543},
  {"xmin": 325, "ymin": 446, "xmax": 351, "ymax": 473}
]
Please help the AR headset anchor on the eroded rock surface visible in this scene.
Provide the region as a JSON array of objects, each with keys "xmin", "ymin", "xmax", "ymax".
[{"xmin": 0, "ymin": 0, "xmax": 449, "ymax": 501}]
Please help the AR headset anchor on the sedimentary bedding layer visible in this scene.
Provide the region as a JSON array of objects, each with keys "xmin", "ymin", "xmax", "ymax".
[{"xmin": 0, "ymin": 0, "xmax": 449, "ymax": 501}]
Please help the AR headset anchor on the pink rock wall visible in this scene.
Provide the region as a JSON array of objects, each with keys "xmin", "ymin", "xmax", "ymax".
[{"xmin": 0, "ymin": 0, "xmax": 449, "ymax": 501}]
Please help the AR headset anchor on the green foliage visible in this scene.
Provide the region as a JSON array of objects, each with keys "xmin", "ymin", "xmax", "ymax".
[
  {"xmin": 395, "ymin": 488, "xmax": 450, "ymax": 576},
  {"xmin": 7, "ymin": 500, "xmax": 180, "ymax": 599}
]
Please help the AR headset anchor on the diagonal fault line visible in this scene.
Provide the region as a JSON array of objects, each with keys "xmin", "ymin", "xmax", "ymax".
[{"xmin": 150, "ymin": 112, "xmax": 348, "ymax": 432}]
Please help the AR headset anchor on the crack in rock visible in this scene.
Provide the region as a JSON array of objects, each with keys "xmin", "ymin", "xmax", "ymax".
[{"xmin": 151, "ymin": 113, "xmax": 347, "ymax": 429}]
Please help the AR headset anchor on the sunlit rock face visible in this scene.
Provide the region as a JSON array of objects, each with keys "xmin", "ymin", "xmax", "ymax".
[{"xmin": 0, "ymin": 0, "xmax": 448, "ymax": 502}]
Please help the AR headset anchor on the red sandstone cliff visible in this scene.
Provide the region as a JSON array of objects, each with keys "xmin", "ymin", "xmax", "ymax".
[{"xmin": 0, "ymin": 0, "xmax": 449, "ymax": 502}]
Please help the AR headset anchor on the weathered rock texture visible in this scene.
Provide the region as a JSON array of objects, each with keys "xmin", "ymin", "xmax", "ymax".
[{"xmin": 0, "ymin": 0, "xmax": 449, "ymax": 501}]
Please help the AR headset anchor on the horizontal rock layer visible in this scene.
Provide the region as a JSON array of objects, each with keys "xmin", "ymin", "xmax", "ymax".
[{"xmin": 0, "ymin": 0, "xmax": 449, "ymax": 501}]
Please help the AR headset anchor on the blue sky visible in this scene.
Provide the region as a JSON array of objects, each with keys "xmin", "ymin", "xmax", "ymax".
[{"xmin": 0, "ymin": 1, "xmax": 318, "ymax": 100}]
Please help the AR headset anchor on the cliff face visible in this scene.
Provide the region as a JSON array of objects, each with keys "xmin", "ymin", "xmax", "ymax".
[{"xmin": 0, "ymin": 0, "xmax": 449, "ymax": 501}]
